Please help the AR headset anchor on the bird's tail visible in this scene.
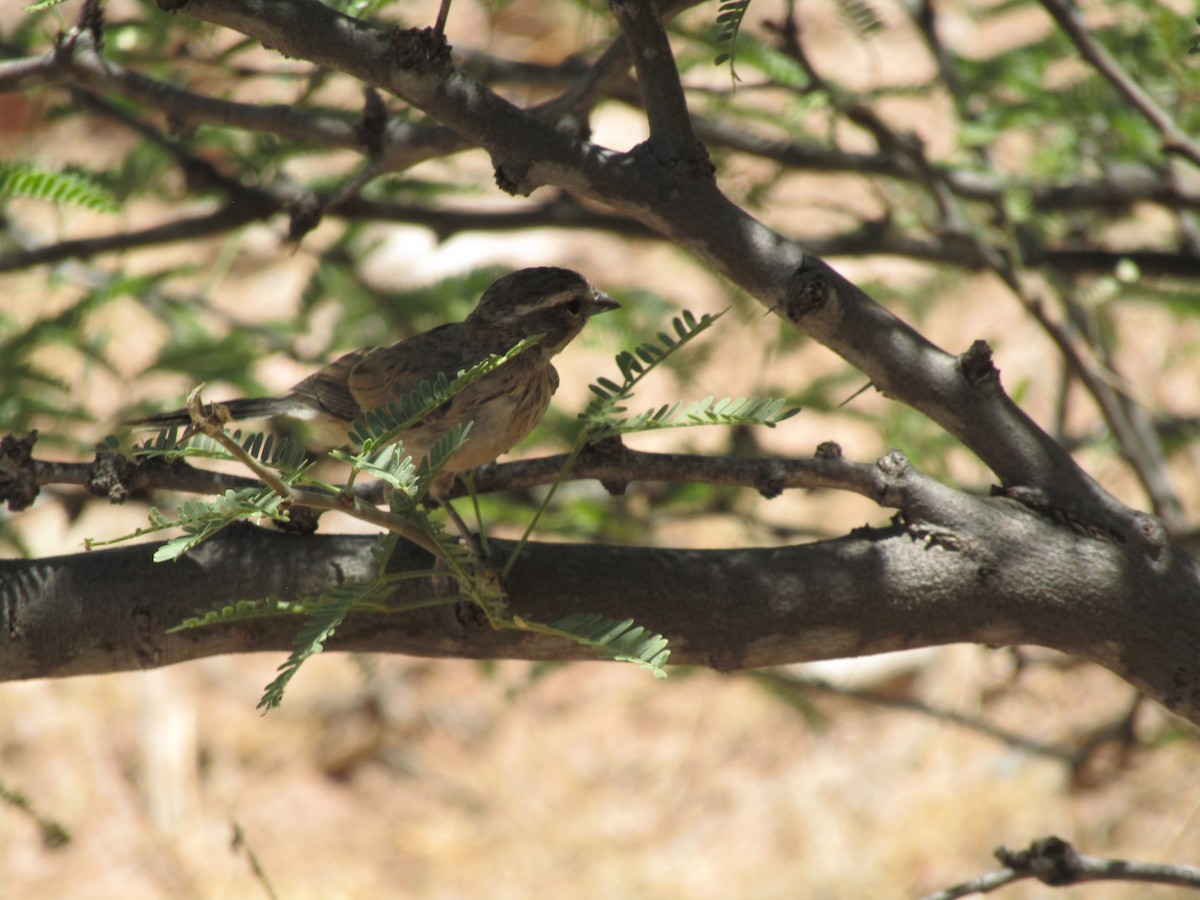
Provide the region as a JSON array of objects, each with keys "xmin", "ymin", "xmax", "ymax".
[{"xmin": 126, "ymin": 396, "xmax": 295, "ymax": 430}]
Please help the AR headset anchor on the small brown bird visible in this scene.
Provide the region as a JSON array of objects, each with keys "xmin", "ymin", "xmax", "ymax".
[{"xmin": 133, "ymin": 267, "xmax": 619, "ymax": 475}]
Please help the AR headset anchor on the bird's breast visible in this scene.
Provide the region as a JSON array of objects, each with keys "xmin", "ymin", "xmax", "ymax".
[{"xmin": 445, "ymin": 365, "xmax": 557, "ymax": 470}]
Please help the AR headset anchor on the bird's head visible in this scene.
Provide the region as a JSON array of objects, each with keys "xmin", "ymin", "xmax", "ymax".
[{"xmin": 467, "ymin": 267, "xmax": 619, "ymax": 355}]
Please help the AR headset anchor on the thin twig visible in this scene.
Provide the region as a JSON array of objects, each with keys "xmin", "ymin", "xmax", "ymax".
[{"xmin": 923, "ymin": 835, "xmax": 1200, "ymax": 899}]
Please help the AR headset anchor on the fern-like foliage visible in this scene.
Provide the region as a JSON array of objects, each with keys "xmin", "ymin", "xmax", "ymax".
[
  {"xmin": 22, "ymin": 0, "xmax": 74, "ymax": 13},
  {"xmin": 163, "ymin": 530, "xmax": 475, "ymax": 712},
  {"xmin": 130, "ymin": 427, "xmax": 311, "ymax": 473},
  {"xmin": 172, "ymin": 576, "xmax": 410, "ymax": 712},
  {"xmin": 580, "ymin": 309, "xmax": 798, "ymax": 439},
  {"xmin": 347, "ymin": 335, "xmax": 541, "ymax": 450},
  {"xmin": 411, "ymin": 422, "xmax": 473, "ymax": 501},
  {"xmin": 516, "ymin": 613, "xmax": 670, "ymax": 678},
  {"xmin": 502, "ymin": 308, "xmax": 726, "ymax": 574},
  {"xmin": 0, "ymin": 163, "xmax": 118, "ymax": 213},
  {"xmin": 336, "ymin": 441, "xmax": 419, "ymax": 493},
  {"xmin": 597, "ymin": 396, "xmax": 799, "ymax": 438},
  {"xmin": 257, "ymin": 579, "xmax": 392, "ymax": 712},
  {"xmin": 582, "ymin": 309, "xmax": 725, "ymax": 427},
  {"xmin": 168, "ymin": 596, "xmax": 310, "ymax": 632},
  {"xmin": 150, "ymin": 488, "xmax": 291, "ymax": 562},
  {"xmin": 714, "ymin": 0, "xmax": 752, "ymax": 80},
  {"xmin": 836, "ymin": 0, "xmax": 883, "ymax": 38},
  {"xmin": 83, "ymin": 482, "xmax": 294, "ymax": 556}
]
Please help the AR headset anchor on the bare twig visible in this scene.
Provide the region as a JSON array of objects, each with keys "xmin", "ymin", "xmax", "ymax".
[
  {"xmin": 923, "ymin": 835, "xmax": 1200, "ymax": 899},
  {"xmin": 751, "ymin": 671, "xmax": 1076, "ymax": 764},
  {"xmin": 10, "ymin": 435, "xmax": 920, "ymax": 511}
]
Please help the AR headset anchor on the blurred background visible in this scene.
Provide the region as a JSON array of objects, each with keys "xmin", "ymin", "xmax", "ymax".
[{"xmin": 2, "ymin": 0, "xmax": 1199, "ymax": 896}]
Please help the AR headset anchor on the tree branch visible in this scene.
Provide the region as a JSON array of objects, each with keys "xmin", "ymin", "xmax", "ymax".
[
  {"xmin": 609, "ymin": 0, "xmax": 704, "ymax": 162},
  {"xmin": 1038, "ymin": 0, "xmax": 1200, "ymax": 168},
  {"xmin": 4, "ymin": 495, "xmax": 1200, "ymax": 724},
  {"xmin": 5, "ymin": 434, "xmax": 936, "ymax": 514},
  {"xmin": 923, "ymin": 836, "xmax": 1200, "ymax": 899}
]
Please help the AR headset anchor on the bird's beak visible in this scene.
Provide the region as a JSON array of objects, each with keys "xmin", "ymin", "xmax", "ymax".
[{"xmin": 588, "ymin": 290, "xmax": 620, "ymax": 316}]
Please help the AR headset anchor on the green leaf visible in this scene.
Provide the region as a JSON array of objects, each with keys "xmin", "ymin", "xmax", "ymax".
[
  {"xmin": 518, "ymin": 613, "xmax": 671, "ymax": 677},
  {"xmin": 581, "ymin": 309, "xmax": 726, "ymax": 428},
  {"xmin": 23, "ymin": 0, "xmax": 74, "ymax": 14},
  {"xmin": 412, "ymin": 421, "xmax": 473, "ymax": 500},
  {"xmin": 257, "ymin": 581, "xmax": 386, "ymax": 712},
  {"xmin": 0, "ymin": 164, "xmax": 118, "ymax": 213},
  {"xmin": 598, "ymin": 395, "xmax": 800, "ymax": 437},
  {"xmin": 713, "ymin": 0, "xmax": 751, "ymax": 81},
  {"xmin": 168, "ymin": 596, "xmax": 308, "ymax": 633}
]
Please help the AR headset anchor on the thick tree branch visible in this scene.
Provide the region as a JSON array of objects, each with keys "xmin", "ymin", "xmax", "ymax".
[{"xmin": 4, "ymin": 484, "xmax": 1200, "ymax": 723}]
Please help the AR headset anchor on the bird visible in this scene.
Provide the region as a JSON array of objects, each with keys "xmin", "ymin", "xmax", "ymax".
[{"xmin": 130, "ymin": 267, "xmax": 620, "ymax": 479}]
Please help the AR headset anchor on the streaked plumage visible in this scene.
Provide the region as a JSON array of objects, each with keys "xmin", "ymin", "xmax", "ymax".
[{"xmin": 132, "ymin": 267, "xmax": 618, "ymax": 473}]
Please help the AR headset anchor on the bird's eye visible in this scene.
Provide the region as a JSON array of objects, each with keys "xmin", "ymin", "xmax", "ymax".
[{"xmin": 565, "ymin": 297, "xmax": 584, "ymax": 316}]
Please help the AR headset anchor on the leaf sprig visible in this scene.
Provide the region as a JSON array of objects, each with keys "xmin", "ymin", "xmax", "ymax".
[
  {"xmin": 714, "ymin": 0, "xmax": 751, "ymax": 79},
  {"xmin": 0, "ymin": 164, "xmax": 118, "ymax": 213},
  {"xmin": 517, "ymin": 613, "xmax": 671, "ymax": 678}
]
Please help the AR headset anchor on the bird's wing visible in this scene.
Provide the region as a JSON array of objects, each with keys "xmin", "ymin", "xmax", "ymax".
[
  {"xmin": 288, "ymin": 348, "xmax": 372, "ymax": 424},
  {"xmin": 346, "ymin": 323, "xmax": 470, "ymax": 416}
]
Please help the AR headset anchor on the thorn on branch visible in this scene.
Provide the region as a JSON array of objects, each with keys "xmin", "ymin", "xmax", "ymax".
[
  {"xmin": 755, "ymin": 468, "xmax": 784, "ymax": 500},
  {"xmin": 877, "ymin": 449, "xmax": 910, "ymax": 477},
  {"xmin": 389, "ymin": 26, "xmax": 452, "ymax": 74},
  {"xmin": 783, "ymin": 259, "xmax": 834, "ymax": 319},
  {"xmin": 599, "ymin": 479, "xmax": 627, "ymax": 496},
  {"xmin": 433, "ymin": 0, "xmax": 453, "ymax": 37},
  {"xmin": 285, "ymin": 192, "xmax": 323, "ymax": 243},
  {"xmin": 959, "ymin": 339, "xmax": 999, "ymax": 387},
  {"xmin": 1, "ymin": 431, "xmax": 40, "ymax": 512},
  {"xmin": 583, "ymin": 436, "xmax": 630, "ymax": 495}
]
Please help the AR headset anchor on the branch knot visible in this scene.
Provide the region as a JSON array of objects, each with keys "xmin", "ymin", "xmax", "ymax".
[
  {"xmin": 959, "ymin": 339, "xmax": 999, "ymax": 387},
  {"xmin": 995, "ymin": 836, "xmax": 1082, "ymax": 886},
  {"xmin": 1, "ymin": 431, "xmax": 39, "ymax": 512},
  {"xmin": 389, "ymin": 26, "xmax": 452, "ymax": 74},
  {"xmin": 88, "ymin": 442, "xmax": 137, "ymax": 505},
  {"xmin": 783, "ymin": 259, "xmax": 834, "ymax": 320}
]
